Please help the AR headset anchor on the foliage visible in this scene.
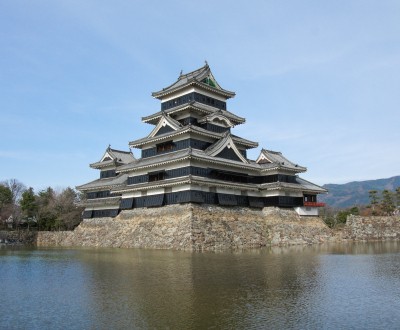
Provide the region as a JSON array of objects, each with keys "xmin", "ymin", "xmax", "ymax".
[
  {"xmin": 1, "ymin": 179, "xmax": 84, "ymax": 231},
  {"xmin": 0, "ymin": 185, "xmax": 13, "ymax": 206},
  {"xmin": 1, "ymin": 179, "xmax": 26, "ymax": 204},
  {"xmin": 367, "ymin": 188, "xmax": 399, "ymax": 216},
  {"xmin": 381, "ymin": 190, "xmax": 395, "ymax": 215},
  {"xmin": 337, "ymin": 207, "xmax": 359, "ymax": 224},
  {"xmin": 0, "ymin": 184, "xmax": 13, "ymax": 228},
  {"xmin": 323, "ymin": 186, "xmax": 400, "ymax": 226},
  {"xmin": 321, "ymin": 206, "xmax": 360, "ymax": 228},
  {"xmin": 368, "ymin": 190, "xmax": 379, "ymax": 215},
  {"xmin": 20, "ymin": 188, "xmax": 37, "ymax": 218}
]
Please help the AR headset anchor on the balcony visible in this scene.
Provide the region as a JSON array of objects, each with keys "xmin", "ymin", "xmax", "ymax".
[{"xmin": 303, "ymin": 201, "xmax": 326, "ymax": 207}]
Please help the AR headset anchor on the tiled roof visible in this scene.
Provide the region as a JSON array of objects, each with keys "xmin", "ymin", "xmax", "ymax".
[
  {"xmin": 129, "ymin": 125, "xmax": 258, "ymax": 149},
  {"xmin": 77, "ymin": 196, "xmax": 121, "ymax": 207},
  {"xmin": 197, "ymin": 111, "xmax": 234, "ymax": 127},
  {"xmin": 257, "ymin": 149, "xmax": 306, "ymax": 172},
  {"xmin": 142, "ymin": 102, "xmax": 245, "ymax": 125},
  {"xmin": 148, "ymin": 113, "xmax": 182, "ymax": 138},
  {"xmin": 295, "ymin": 177, "xmax": 327, "ymax": 193},
  {"xmin": 113, "ymin": 175, "xmax": 260, "ymax": 194},
  {"xmin": 76, "ymin": 173, "xmax": 128, "ymax": 191},
  {"xmin": 152, "ymin": 63, "xmax": 235, "ymax": 99},
  {"xmin": 90, "ymin": 146, "xmax": 136, "ymax": 169},
  {"xmin": 117, "ymin": 149, "xmax": 191, "ymax": 173},
  {"xmin": 205, "ymin": 132, "xmax": 249, "ymax": 163},
  {"xmin": 117, "ymin": 147, "xmax": 261, "ymax": 174},
  {"xmin": 109, "ymin": 148, "xmax": 135, "ymax": 163}
]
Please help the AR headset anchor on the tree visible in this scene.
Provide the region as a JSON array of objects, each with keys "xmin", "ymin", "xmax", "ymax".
[
  {"xmin": 395, "ymin": 187, "xmax": 400, "ymax": 208},
  {"xmin": 36, "ymin": 187, "xmax": 57, "ymax": 230},
  {"xmin": 55, "ymin": 187, "xmax": 83, "ymax": 230},
  {"xmin": 2, "ymin": 179, "xmax": 26, "ymax": 204},
  {"xmin": 1, "ymin": 179, "xmax": 26, "ymax": 227},
  {"xmin": 336, "ymin": 207, "xmax": 360, "ymax": 225},
  {"xmin": 381, "ymin": 190, "xmax": 395, "ymax": 215},
  {"xmin": 0, "ymin": 185, "xmax": 13, "ymax": 228},
  {"xmin": 0, "ymin": 185, "xmax": 13, "ymax": 209},
  {"xmin": 20, "ymin": 187, "xmax": 38, "ymax": 229},
  {"xmin": 369, "ymin": 190, "xmax": 379, "ymax": 215},
  {"xmin": 20, "ymin": 188, "xmax": 37, "ymax": 217}
]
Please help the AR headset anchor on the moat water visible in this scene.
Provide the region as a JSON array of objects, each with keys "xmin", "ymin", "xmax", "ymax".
[{"xmin": 1, "ymin": 242, "xmax": 399, "ymax": 329}]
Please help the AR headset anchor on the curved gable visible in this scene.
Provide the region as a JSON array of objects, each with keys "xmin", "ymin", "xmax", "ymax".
[
  {"xmin": 198, "ymin": 113, "xmax": 234, "ymax": 128},
  {"xmin": 148, "ymin": 114, "xmax": 182, "ymax": 138},
  {"xmin": 205, "ymin": 133, "xmax": 248, "ymax": 163}
]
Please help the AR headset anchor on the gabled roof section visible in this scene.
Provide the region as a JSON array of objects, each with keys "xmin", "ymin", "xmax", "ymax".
[
  {"xmin": 205, "ymin": 132, "xmax": 249, "ymax": 163},
  {"xmin": 142, "ymin": 102, "xmax": 245, "ymax": 125},
  {"xmin": 129, "ymin": 124, "xmax": 258, "ymax": 149},
  {"xmin": 148, "ymin": 113, "xmax": 182, "ymax": 138},
  {"xmin": 197, "ymin": 111, "xmax": 235, "ymax": 128},
  {"xmin": 256, "ymin": 148, "xmax": 306, "ymax": 172},
  {"xmin": 90, "ymin": 146, "xmax": 135, "ymax": 169},
  {"xmin": 152, "ymin": 63, "xmax": 235, "ymax": 99}
]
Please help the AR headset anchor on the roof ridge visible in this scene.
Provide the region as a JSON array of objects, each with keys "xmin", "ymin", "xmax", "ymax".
[
  {"xmin": 179, "ymin": 63, "xmax": 208, "ymax": 79},
  {"xmin": 262, "ymin": 148, "xmax": 282, "ymax": 155},
  {"xmin": 109, "ymin": 148, "xmax": 132, "ymax": 154}
]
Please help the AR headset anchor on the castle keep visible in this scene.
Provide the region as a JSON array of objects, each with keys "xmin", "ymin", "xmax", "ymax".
[{"xmin": 77, "ymin": 63, "xmax": 326, "ymax": 218}]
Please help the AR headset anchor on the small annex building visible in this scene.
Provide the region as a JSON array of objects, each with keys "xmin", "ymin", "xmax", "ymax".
[{"xmin": 77, "ymin": 63, "xmax": 326, "ymax": 218}]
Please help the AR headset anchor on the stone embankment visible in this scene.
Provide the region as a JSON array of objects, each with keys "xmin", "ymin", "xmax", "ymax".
[
  {"xmin": 8, "ymin": 208, "xmax": 400, "ymax": 250},
  {"xmin": 36, "ymin": 204, "xmax": 335, "ymax": 250},
  {"xmin": 342, "ymin": 215, "xmax": 400, "ymax": 241}
]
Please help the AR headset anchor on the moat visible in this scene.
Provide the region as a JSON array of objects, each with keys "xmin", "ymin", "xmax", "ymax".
[{"xmin": 1, "ymin": 242, "xmax": 399, "ymax": 329}]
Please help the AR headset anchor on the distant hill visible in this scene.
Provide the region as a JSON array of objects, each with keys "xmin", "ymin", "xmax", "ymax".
[{"xmin": 319, "ymin": 176, "xmax": 400, "ymax": 209}]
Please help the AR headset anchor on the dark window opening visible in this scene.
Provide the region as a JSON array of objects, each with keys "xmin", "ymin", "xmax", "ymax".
[
  {"xmin": 211, "ymin": 170, "xmax": 249, "ymax": 183},
  {"xmin": 86, "ymin": 190, "xmax": 111, "ymax": 199},
  {"xmin": 148, "ymin": 172, "xmax": 165, "ymax": 182},
  {"xmin": 100, "ymin": 169, "xmax": 116, "ymax": 179},
  {"xmin": 156, "ymin": 141, "xmax": 174, "ymax": 153}
]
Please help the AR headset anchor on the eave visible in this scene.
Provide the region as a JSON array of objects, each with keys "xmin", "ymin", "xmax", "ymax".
[
  {"xmin": 152, "ymin": 80, "xmax": 235, "ymax": 100},
  {"xmin": 77, "ymin": 196, "xmax": 121, "ymax": 207},
  {"xmin": 142, "ymin": 102, "xmax": 245, "ymax": 125},
  {"xmin": 129, "ymin": 125, "xmax": 258, "ymax": 149},
  {"xmin": 76, "ymin": 174, "xmax": 128, "ymax": 191},
  {"xmin": 112, "ymin": 175, "xmax": 259, "ymax": 194}
]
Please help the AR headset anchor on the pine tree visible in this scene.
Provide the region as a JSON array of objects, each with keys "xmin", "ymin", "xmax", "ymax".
[
  {"xmin": 381, "ymin": 190, "xmax": 395, "ymax": 215},
  {"xmin": 368, "ymin": 190, "xmax": 379, "ymax": 215},
  {"xmin": 395, "ymin": 187, "xmax": 400, "ymax": 208},
  {"xmin": 20, "ymin": 188, "xmax": 37, "ymax": 218}
]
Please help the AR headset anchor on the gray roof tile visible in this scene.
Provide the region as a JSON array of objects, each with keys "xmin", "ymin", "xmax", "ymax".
[
  {"xmin": 76, "ymin": 173, "xmax": 128, "ymax": 190},
  {"xmin": 142, "ymin": 102, "xmax": 245, "ymax": 125},
  {"xmin": 152, "ymin": 64, "xmax": 235, "ymax": 99}
]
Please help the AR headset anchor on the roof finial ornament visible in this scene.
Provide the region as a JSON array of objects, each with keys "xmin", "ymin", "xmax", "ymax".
[
  {"xmin": 205, "ymin": 60, "xmax": 208, "ymax": 66},
  {"xmin": 180, "ymin": 69, "xmax": 183, "ymax": 76},
  {"xmin": 108, "ymin": 144, "xmax": 111, "ymax": 150}
]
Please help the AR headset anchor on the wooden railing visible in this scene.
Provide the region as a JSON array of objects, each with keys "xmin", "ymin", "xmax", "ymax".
[{"xmin": 303, "ymin": 201, "xmax": 326, "ymax": 207}]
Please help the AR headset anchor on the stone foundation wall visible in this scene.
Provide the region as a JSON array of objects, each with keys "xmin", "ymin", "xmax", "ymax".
[
  {"xmin": 36, "ymin": 204, "xmax": 335, "ymax": 250},
  {"xmin": 343, "ymin": 215, "xmax": 400, "ymax": 240}
]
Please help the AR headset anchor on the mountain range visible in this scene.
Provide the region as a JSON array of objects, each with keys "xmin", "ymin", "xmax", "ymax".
[{"xmin": 319, "ymin": 175, "xmax": 400, "ymax": 209}]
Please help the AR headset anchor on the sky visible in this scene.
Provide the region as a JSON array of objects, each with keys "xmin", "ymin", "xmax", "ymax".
[{"xmin": 1, "ymin": 0, "xmax": 399, "ymax": 192}]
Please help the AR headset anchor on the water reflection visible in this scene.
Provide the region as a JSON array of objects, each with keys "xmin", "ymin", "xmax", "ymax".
[{"xmin": 1, "ymin": 242, "xmax": 399, "ymax": 329}]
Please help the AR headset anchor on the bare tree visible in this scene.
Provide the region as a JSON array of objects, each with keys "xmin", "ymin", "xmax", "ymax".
[
  {"xmin": 1, "ymin": 179, "xmax": 26, "ymax": 227},
  {"xmin": 2, "ymin": 179, "xmax": 26, "ymax": 204}
]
